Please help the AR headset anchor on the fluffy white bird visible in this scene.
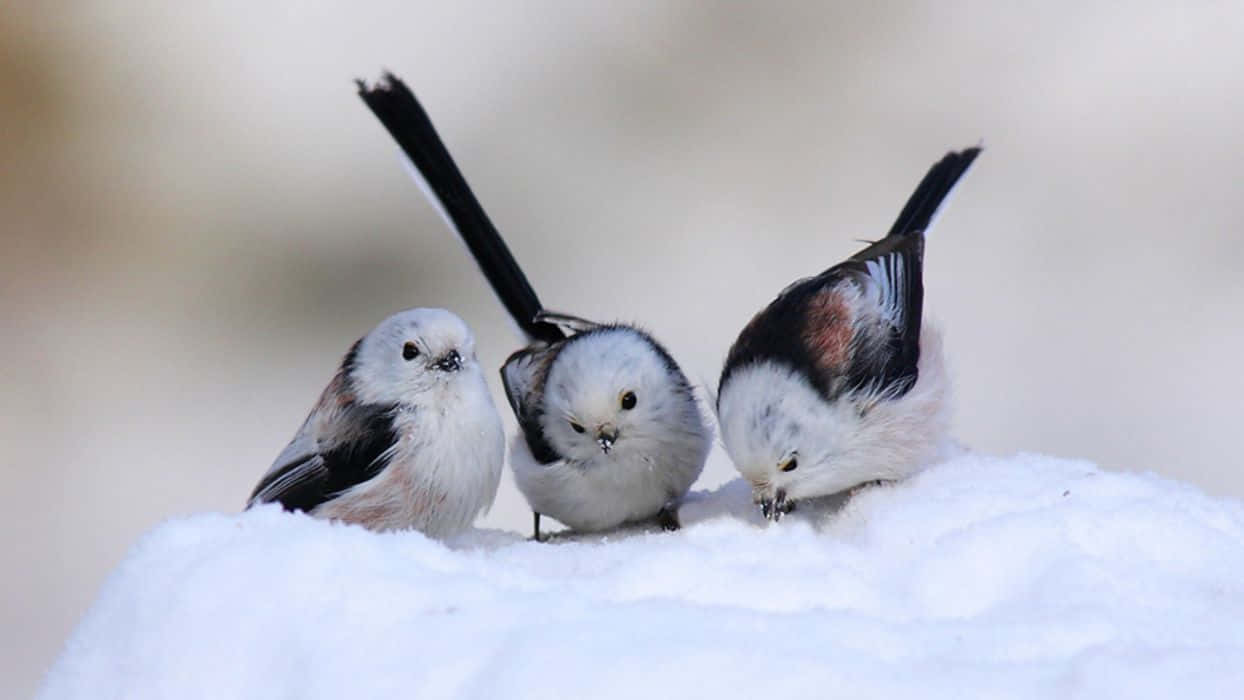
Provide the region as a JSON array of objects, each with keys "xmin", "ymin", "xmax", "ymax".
[
  {"xmin": 358, "ymin": 74, "xmax": 711, "ymax": 539},
  {"xmin": 247, "ymin": 308, "xmax": 505, "ymax": 538},
  {"xmin": 717, "ymin": 147, "xmax": 980, "ymax": 520}
]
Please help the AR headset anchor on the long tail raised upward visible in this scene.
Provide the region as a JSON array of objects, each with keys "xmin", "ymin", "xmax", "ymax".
[
  {"xmin": 884, "ymin": 146, "xmax": 981, "ymax": 239},
  {"xmin": 357, "ymin": 73, "xmax": 565, "ymax": 344}
]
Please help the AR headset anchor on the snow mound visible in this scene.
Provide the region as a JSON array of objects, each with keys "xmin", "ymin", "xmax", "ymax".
[{"xmin": 41, "ymin": 453, "xmax": 1244, "ymax": 699}]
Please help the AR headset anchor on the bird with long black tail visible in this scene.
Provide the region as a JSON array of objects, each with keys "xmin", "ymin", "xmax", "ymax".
[
  {"xmin": 358, "ymin": 73, "xmax": 711, "ymax": 540},
  {"xmin": 717, "ymin": 147, "xmax": 981, "ymax": 521}
]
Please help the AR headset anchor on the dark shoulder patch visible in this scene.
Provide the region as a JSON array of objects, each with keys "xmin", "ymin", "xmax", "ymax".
[
  {"xmin": 252, "ymin": 402, "xmax": 400, "ymax": 513},
  {"xmin": 720, "ymin": 227, "xmax": 929, "ymax": 404},
  {"xmin": 317, "ymin": 404, "xmax": 401, "ymax": 498},
  {"xmin": 719, "ymin": 271, "xmax": 849, "ymax": 401},
  {"xmin": 501, "ymin": 345, "xmax": 562, "ymax": 465}
]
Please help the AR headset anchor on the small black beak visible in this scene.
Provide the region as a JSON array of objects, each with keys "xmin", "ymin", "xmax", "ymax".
[
  {"xmin": 759, "ymin": 488, "xmax": 795, "ymax": 522},
  {"xmin": 434, "ymin": 350, "xmax": 463, "ymax": 372},
  {"xmin": 596, "ymin": 426, "xmax": 618, "ymax": 454}
]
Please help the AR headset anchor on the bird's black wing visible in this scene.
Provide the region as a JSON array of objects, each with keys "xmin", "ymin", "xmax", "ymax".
[
  {"xmin": 247, "ymin": 400, "xmax": 400, "ymax": 513},
  {"xmin": 720, "ymin": 147, "xmax": 979, "ymax": 402},
  {"xmin": 500, "ymin": 346, "xmax": 562, "ymax": 465},
  {"xmin": 719, "ymin": 235, "xmax": 924, "ymax": 401},
  {"xmin": 357, "ymin": 73, "xmax": 564, "ymax": 345},
  {"xmin": 839, "ymin": 232, "xmax": 925, "ymax": 395},
  {"xmin": 719, "ymin": 270, "xmax": 851, "ymax": 401}
]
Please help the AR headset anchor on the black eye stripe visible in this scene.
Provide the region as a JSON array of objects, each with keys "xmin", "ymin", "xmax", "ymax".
[{"xmin": 570, "ymin": 422, "xmax": 585, "ymax": 433}]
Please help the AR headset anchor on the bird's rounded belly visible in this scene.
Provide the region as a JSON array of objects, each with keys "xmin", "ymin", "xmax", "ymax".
[{"xmin": 527, "ymin": 453, "xmax": 672, "ymax": 532}]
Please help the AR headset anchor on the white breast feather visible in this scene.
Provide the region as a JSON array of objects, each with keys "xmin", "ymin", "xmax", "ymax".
[{"xmin": 313, "ymin": 369, "xmax": 504, "ymax": 536}]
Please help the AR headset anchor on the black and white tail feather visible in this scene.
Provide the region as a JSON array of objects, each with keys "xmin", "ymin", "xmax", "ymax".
[
  {"xmin": 717, "ymin": 147, "xmax": 980, "ymax": 521},
  {"xmin": 356, "ymin": 73, "xmax": 564, "ymax": 346},
  {"xmin": 358, "ymin": 72, "xmax": 578, "ymax": 463},
  {"xmin": 358, "ymin": 73, "xmax": 711, "ymax": 540}
]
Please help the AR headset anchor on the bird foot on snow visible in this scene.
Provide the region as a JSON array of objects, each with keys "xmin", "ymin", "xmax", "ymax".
[{"xmin": 655, "ymin": 504, "xmax": 681, "ymax": 532}]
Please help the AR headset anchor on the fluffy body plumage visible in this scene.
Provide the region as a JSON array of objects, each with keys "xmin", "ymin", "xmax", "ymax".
[
  {"xmin": 358, "ymin": 74, "xmax": 711, "ymax": 536},
  {"xmin": 717, "ymin": 147, "xmax": 980, "ymax": 520},
  {"xmin": 504, "ymin": 323, "xmax": 710, "ymax": 532},
  {"xmin": 247, "ymin": 308, "xmax": 505, "ymax": 537}
]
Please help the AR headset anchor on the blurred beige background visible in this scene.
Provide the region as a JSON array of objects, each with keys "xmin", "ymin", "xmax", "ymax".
[{"xmin": 4, "ymin": 1, "xmax": 1243, "ymax": 696}]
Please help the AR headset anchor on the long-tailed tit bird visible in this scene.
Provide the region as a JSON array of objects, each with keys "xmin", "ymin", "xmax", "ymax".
[
  {"xmin": 358, "ymin": 73, "xmax": 711, "ymax": 540},
  {"xmin": 717, "ymin": 147, "xmax": 981, "ymax": 521},
  {"xmin": 247, "ymin": 308, "xmax": 505, "ymax": 538}
]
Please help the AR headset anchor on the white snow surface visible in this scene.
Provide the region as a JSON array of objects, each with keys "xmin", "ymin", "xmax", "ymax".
[{"xmin": 41, "ymin": 453, "xmax": 1244, "ymax": 699}]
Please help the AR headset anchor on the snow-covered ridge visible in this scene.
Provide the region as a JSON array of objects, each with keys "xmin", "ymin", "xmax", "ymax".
[{"xmin": 40, "ymin": 453, "xmax": 1244, "ymax": 699}]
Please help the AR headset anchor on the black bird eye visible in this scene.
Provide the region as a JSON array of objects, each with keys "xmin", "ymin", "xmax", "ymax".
[
  {"xmin": 780, "ymin": 457, "xmax": 798, "ymax": 473},
  {"xmin": 402, "ymin": 342, "xmax": 420, "ymax": 361},
  {"xmin": 569, "ymin": 421, "xmax": 586, "ymax": 434},
  {"xmin": 620, "ymin": 391, "xmax": 637, "ymax": 410}
]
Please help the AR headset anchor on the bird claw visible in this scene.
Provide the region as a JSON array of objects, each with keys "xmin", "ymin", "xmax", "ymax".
[
  {"xmin": 656, "ymin": 504, "xmax": 681, "ymax": 532},
  {"xmin": 758, "ymin": 489, "xmax": 795, "ymax": 522}
]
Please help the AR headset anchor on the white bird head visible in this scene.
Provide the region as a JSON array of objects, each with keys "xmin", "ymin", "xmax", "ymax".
[
  {"xmin": 717, "ymin": 361, "xmax": 863, "ymax": 516},
  {"xmin": 539, "ymin": 327, "xmax": 704, "ymax": 462},
  {"xmin": 347, "ymin": 308, "xmax": 481, "ymax": 406}
]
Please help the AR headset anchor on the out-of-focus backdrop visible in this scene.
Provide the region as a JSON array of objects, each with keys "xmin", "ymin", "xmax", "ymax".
[{"xmin": 4, "ymin": 2, "xmax": 1242, "ymax": 695}]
